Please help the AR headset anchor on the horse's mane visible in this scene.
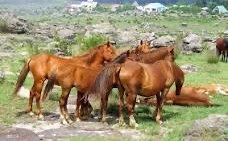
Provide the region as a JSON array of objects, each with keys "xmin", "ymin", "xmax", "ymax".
[
  {"xmin": 111, "ymin": 50, "xmax": 129, "ymax": 64},
  {"xmin": 73, "ymin": 43, "xmax": 106, "ymax": 64},
  {"xmin": 137, "ymin": 47, "xmax": 172, "ymax": 63}
]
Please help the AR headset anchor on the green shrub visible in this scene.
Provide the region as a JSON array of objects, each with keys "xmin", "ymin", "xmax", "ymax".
[
  {"xmin": 24, "ymin": 40, "xmax": 40, "ymax": 56},
  {"xmin": 0, "ymin": 18, "xmax": 8, "ymax": 33},
  {"xmin": 206, "ymin": 51, "xmax": 219, "ymax": 64},
  {"xmin": 116, "ymin": 4, "xmax": 135, "ymax": 13},
  {"xmin": 53, "ymin": 32, "xmax": 73, "ymax": 56},
  {"xmin": 75, "ymin": 34, "xmax": 106, "ymax": 53},
  {"xmin": 95, "ymin": 4, "xmax": 111, "ymax": 13},
  {"xmin": 169, "ymin": 5, "xmax": 201, "ymax": 14}
]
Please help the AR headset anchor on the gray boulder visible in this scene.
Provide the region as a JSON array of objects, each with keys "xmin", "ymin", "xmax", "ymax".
[
  {"xmin": 0, "ymin": 13, "xmax": 29, "ymax": 34},
  {"xmin": 182, "ymin": 33, "xmax": 202, "ymax": 53},
  {"xmin": 57, "ymin": 29, "xmax": 76, "ymax": 40},
  {"xmin": 153, "ymin": 35, "xmax": 175, "ymax": 47}
]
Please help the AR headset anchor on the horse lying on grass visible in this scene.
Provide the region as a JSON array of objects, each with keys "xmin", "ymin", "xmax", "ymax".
[{"xmin": 137, "ymin": 86, "xmax": 212, "ymax": 107}]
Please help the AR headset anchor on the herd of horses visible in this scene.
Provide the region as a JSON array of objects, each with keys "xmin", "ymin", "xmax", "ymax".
[{"xmin": 12, "ymin": 37, "xmax": 227, "ymax": 127}]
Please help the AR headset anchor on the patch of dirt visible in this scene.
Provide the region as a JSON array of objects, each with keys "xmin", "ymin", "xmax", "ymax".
[
  {"xmin": 9, "ymin": 108, "xmax": 147, "ymax": 141},
  {"xmin": 184, "ymin": 114, "xmax": 228, "ymax": 141}
]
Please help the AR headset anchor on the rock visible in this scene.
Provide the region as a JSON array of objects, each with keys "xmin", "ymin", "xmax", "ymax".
[
  {"xmin": 117, "ymin": 31, "xmax": 137, "ymax": 44},
  {"xmin": 180, "ymin": 64, "xmax": 198, "ymax": 74},
  {"xmin": 0, "ymin": 13, "xmax": 30, "ymax": 34},
  {"xmin": 184, "ymin": 114, "xmax": 228, "ymax": 141},
  {"xmin": 91, "ymin": 23, "xmax": 116, "ymax": 34},
  {"xmin": 182, "ymin": 33, "xmax": 202, "ymax": 53},
  {"xmin": 57, "ymin": 29, "xmax": 76, "ymax": 40},
  {"xmin": 0, "ymin": 127, "xmax": 40, "ymax": 141},
  {"xmin": 153, "ymin": 35, "xmax": 175, "ymax": 47}
]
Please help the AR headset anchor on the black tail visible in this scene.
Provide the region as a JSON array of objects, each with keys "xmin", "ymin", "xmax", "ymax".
[
  {"xmin": 84, "ymin": 64, "xmax": 121, "ymax": 103},
  {"xmin": 42, "ymin": 74, "xmax": 56, "ymax": 101},
  {"xmin": 12, "ymin": 59, "xmax": 31, "ymax": 96},
  {"xmin": 174, "ymin": 64, "xmax": 184, "ymax": 96}
]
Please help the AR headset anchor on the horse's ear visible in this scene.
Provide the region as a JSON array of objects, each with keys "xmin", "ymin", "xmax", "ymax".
[
  {"xmin": 140, "ymin": 40, "xmax": 143, "ymax": 45},
  {"xmin": 126, "ymin": 50, "xmax": 130, "ymax": 55},
  {"xmin": 147, "ymin": 40, "xmax": 151, "ymax": 46},
  {"xmin": 169, "ymin": 47, "xmax": 174, "ymax": 54},
  {"xmin": 107, "ymin": 41, "xmax": 110, "ymax": 47}
]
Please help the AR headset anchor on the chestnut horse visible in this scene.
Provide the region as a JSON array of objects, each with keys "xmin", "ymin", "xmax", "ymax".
[
  {"xmin": 138, "ymin": 87, "xmax": 212, "ymax": 107},
  {"xmin": 88, "ymin": 59, "xmax": 184, "ymax": 127},
  {"xmin": 40, "ymin": 40, "xmax": 151, "ymax": 124},
  {"xmin": 86, "ymin": 46, "xmax": 176, "ymax": 125},
  {"xmin": 13, "ymin": 41, "xmax": 116, "ymax": 120},
  {"xmin": 216, "ymin": 37, "xmax": 228, "ymax": 62}
]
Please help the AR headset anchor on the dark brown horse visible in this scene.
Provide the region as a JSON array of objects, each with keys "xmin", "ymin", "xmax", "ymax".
[
  {"xmin": 13, "ymin": 41, "xmax": 116, "ymax": 120},
  {"xmin": 88, "ymin": 59, "xmax": 184, "ymax": 127},
  {"xmin": 216, "ymin": 37, "xmax": 228, "ymax": 62},
  {"xmin": 86, "ymin": 46, "xmax": 176, "ymax": 125}
]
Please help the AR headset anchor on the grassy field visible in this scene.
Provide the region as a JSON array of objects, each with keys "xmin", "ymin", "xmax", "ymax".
[
  {"xmin": 0, "ymin": 49, "xmax": 228, "ymax": 140},
  {"xmin": 0, "ymin": 7, "xmax": 228, "ymax": 140}
]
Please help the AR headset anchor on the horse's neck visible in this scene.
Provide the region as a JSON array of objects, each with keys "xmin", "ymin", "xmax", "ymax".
[{"xmin": 73, "ymin": 51, "xmax": 105, "ymax": 66}]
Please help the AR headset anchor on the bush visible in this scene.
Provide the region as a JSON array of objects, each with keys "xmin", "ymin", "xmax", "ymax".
[
  {"xmin": 169, "ymin": 5, "xmax": 201, "ymax": 14},
  {"xmin": 116, "ymin": 4, "xmax": 135, "ymax": 13},
  {"xmin": 75, "ymin": 34, "xmax": 106, "ymax": 53},
  {"xmin": 53, "ymin": 32, "xmax": 73, "ymax": 56},
  {"xmin": 206, "ymin": 51, "xmax": 219, "ymax": 64},
  {"xmin": 0, "ymin": 18, "xmax": 8, "ymax": 33},
  {"xmin": 95, "ymin": 4, "xmax": 111, "ymax": 13},
  {"xmin": 23, "ymin": 40, "xmax": 41, "ymax": 56}
]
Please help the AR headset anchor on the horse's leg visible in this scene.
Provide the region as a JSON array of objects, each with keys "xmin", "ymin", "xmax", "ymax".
[
  {"xmin": 118, "ymin": 85, "xmax": 126, "ymax": 126},
  {"xmin": 75, "ymin": 91, "xmax": 83, "ymax": 122},
  {"xmin": 153, "ymin": 93, "xmax": 161, "ymax": 120},
  {"xmin": 28, "ymin": 83, "xmax": 36, "ymax": 116},
  {"xmin": 127, "ymin": 91, "xmax": 138, "ymax": 128},
  {"xmin": 34, "ymin": 80, "xmax": 45, "ymax": 120},
  {"xmin": 156, "ymin": 88, "xmax": 170, "ymax": 124},
  {"xmin": 59, "ymin": 88, "xmax": 71, "ymax": 125},
  {"xmin": 100, "ymin": 90, "xmax": 110, "ymax": 123}
]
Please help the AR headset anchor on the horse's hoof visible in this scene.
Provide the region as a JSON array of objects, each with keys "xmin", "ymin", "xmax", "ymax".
[
  {"xmin": 29, "ymin": 112, "xmax": 35, "ymax": 117},
  {"xmin": 68, "ymin": 119, "xmax": 74, "ymax": 124},
  {"xmin": 102, "ymin": 122, "xmax": 108, "ymax": 126},
  {"xmin": 156, "ymin": 120, "xmax": 163, "ymax": 125},
  {"xmin": 37, "ymin": 114, "xmax": 44, "ymax": 120},
  {"xmin": 61, "ymin": 119, "xmax": 70, "ymax": 125},
  {"xmin": 76, "ymin": 118, "xmax": 81, "ymax": 122}
]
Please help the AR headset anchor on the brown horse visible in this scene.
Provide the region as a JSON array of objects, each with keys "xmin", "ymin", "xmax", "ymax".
[
  {"xmin": 86, "ymin": 46, "xmax": 176, "ymax": 125},
  {"xmin": 138, "ymin": 86, "xmax": 212, "ymax": 107},
  {"xmin": 88, "ymin": 59, "xmax": 184, "ymax": 127},
  {"xmin": 216, "ymin": 37, "xmax": 228, "ymax": 62},
  {"xmin": 41, "ymin": 40, "xmax": 152, "ymax": 124},
  {"xmin": 13, "ymin": 41, "xmax": 116, "ymax": 120}
]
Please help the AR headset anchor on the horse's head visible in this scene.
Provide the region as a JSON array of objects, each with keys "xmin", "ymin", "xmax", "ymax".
[
  {"xmin": 101, "ymin": 41, "xmax": 117, "ymax": 62},
  {"xmin": 164, "ymin": 47, "xmax": 175, "ymax": 62},
  {"xmin": 135, "ymin": 40, "xmax": 151, "ymax": 54}
]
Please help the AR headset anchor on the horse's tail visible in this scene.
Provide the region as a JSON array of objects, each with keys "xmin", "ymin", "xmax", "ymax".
[
  {"xmin": 174, "ymin": 64, "xmax": 184, "ymax": 96},
  {"xmin": 12, "ymin": 59, "xmax": 31, "ymax": 96},
  {"xmin": 84, "ymin": 64, "xmax": 121, "ymax": 102},
  {"xmin": 42, "ymin": 73, "xmax": 56, "ymax": 101}
]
